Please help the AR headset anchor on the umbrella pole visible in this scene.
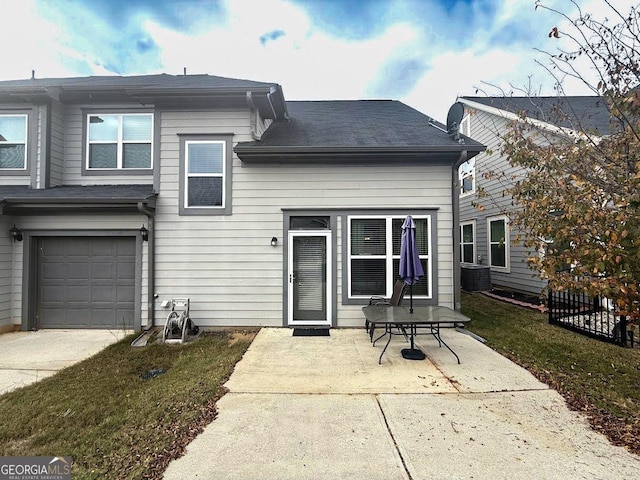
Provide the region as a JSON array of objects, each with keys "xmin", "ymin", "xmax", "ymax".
[{"xmin": 410, "ymin": 284, "xmax": 413, "ymax": 314}]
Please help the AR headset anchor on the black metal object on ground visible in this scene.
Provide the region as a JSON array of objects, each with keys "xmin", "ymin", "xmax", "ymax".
[
  {"xmin": 141, "ymin": 367, "xmax": 167, "ymax": 380},
  {"xmin": 292, "ymin": 328, "xmax": 330, "ymax": 337}
]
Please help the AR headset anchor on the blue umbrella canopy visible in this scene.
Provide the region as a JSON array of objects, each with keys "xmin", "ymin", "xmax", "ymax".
[
  {"xmin": 400, "ymin": 216, "xmax": 424, "ymax": 312},
  {"xmin": 400, "ymin": 216, "xmax": 424, "ymax": 285}
]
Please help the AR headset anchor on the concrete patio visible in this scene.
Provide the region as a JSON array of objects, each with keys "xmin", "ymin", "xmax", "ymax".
[{"xmin": 163, "ymin": 327, "xmax": 640, "ymax": 480}]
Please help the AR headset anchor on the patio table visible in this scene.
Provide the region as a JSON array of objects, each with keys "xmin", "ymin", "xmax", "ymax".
[{"xmin": 362, "ymin": 305, "xmax": 470, "ymax": 364}]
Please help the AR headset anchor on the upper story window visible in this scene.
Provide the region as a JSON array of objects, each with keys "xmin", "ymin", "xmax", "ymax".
[
  {"xmin": 459, "ymin": 158, "xmax": 475, "ymax": 195},
  {"xmin": 186, "ymin": 140, "xmax": 225, "ymax": 208},
  {"xmin": 87, "ymin": 113, "xmax": 153, "ymax": 170},
  {"xmin": 179, "ymin": 134, "xmax": 233, "ymax": 216},
  {"xmin": 0, "ymin": 115, "xmax": 27, "ymax": 170}
]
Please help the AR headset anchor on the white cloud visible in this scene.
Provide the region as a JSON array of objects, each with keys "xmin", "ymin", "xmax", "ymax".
[
  {"xmin": 4, "ymin": 0, "xmax": 637, "ymax": 123},
  {"xmin": 402, "ymin": 47, "xmax": 540, "ymax": 122},
  {"xmin": 1, "ymin": 0, "xmax": 74, "ymax": 79},
  {"xmin": 145, "ymin": 1, "xmax": 422, "ymax": 100}
]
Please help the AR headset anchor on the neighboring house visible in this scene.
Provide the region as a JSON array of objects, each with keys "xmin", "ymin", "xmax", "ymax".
[
  {"xmin": 455, "ymin": 95, "xmax": 611, "ymax": 296},
  {"xmin": 0, "ymin": 73, "xmax": 484, "ymax": 333}
]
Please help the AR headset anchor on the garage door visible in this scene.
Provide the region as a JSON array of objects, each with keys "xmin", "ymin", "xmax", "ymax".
[{"xmin": 37, "ymin": 237, "xmax": 135, "ymax": 329}]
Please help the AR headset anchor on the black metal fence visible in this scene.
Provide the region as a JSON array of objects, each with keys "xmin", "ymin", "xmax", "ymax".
[{"xmin": 548, "ymin": 289, "xmax": 638, "ymax": 348}]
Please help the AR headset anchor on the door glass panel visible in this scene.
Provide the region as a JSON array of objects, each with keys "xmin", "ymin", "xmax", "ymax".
[
  {"xmin": 290, "ymin": 216, "xmax": 330, "ymax": 230},
  {"xmin": 293, "ymin": 236, "xmax": 326, "ymax": 321}
]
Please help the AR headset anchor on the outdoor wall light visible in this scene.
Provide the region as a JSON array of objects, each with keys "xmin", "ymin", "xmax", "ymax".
[
  {"xmin": 140, "ymin": 225, "xmax": 149, "ymax": 242},
  {"xmin": 271, "ymin": 236, "xmax": 278, "ymax": 247},
  {"xmin": 10, "ymin": 225, "xmax": 23, "ymax": 242}
]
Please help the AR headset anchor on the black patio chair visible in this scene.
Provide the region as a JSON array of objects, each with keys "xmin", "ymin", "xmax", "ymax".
[{"xmin": 366, "ymin": 280, "xmax": 406, "ymax": 341}]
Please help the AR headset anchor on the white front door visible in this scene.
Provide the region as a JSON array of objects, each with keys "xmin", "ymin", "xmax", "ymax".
[{"xmin": 288, "ymin": 231, "xmax": 331, "ymax": 326}]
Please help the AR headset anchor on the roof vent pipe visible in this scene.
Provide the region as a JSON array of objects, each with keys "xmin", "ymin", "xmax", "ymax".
[
  {"xmin": 183, "ymin": 67, "xmax": 187, "ymax": 76},
  {"xmin": 31, "ymin": 70, "xmax": 35, "ymax": 80}
]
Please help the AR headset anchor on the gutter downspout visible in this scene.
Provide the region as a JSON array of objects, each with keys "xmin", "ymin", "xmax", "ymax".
[
  {"xmin": 452, "ymin": 150, "xmax": 468, "ymax": 311},
  {"xmin": 246, "ymin": 91, "xmax": 261, "ymax": 141},
  {"xmin": 138, "ymin": 202, "xmax": 155, "ymax": 330}
]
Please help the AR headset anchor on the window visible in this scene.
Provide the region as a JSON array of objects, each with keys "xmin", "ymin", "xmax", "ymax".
[
  {"xmin": 488, "ymin": 216, "xmax": 509, "ymax": 270},
  {"xmin": 348, "ymin": 215, "xmax": 431, "ymax": 299},
  {"xmin": 459, "ymin": 158, "xmax": 475, "ymax": 195},
  {"xmin": 179, "ymin": 135, "xmax": 232, "ymax": 215},
  {"xmin": 185, "ymin": 141, "xmax": 225, "ymax": 207},
  {"xmin": 87, "ymin": 113, "xmax": 152, "ymax": 169},
  {"xmin": 460, "ymin": 221, "xmax": 475, "ymax": 264},
  {"xmin": 0, "ymin": 115, "xmax": 27, "ymax": 170}
]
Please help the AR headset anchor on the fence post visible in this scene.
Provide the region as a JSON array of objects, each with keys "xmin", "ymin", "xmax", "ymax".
[
  {"xmin": 620, "ymin": 315, "xmax": 628, "ymax": 347},
  {"xmin": 548, "ymin": 288, "xmax": 553, "ymax": 324}
]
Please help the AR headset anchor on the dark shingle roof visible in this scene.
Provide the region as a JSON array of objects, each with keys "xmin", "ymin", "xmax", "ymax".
[
  {"xmin": 0, "ymin": 73, "xmax": 276, "ymax": 91},
  {"xmin": 0, "ymin": 184, "xmax": 155, "ymax": 200},
  {"xmin": 461, "ymin": 96, "xmax": 612, "ymax": 135},
  {"xmin": 0, "ymin": 73, "xmax": 287, "ymax": 120},
  {"xmin": 237, "ymin": 100, "xmax": 484, "ymax": 154},
  {"xmin": 0, "ymin": 185, "xmax": 156, "ymax": 216}
]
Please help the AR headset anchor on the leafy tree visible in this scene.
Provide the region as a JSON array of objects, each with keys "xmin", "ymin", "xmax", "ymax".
[{"xmin": 495, "ymin": 1, "xmax": 640, "ymax": 317}]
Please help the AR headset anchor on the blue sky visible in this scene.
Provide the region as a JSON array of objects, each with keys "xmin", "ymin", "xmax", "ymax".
[{"xmin": 2, "ymin": 0, "xmax": 634, "ymax": 121}]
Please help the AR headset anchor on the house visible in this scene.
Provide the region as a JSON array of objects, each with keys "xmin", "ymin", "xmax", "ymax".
[
  {"xmin": 0, "ymin": 73, "xmax": 484, "ymax": 333},
  {"xmin": 455, "ymin": 95, "xmax": 611, "ymax": 297}
]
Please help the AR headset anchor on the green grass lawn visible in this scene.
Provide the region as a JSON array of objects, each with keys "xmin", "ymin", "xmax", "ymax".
[
  {"xmin": 462, "ymin": 292, "xmax": 640, "ymax": 454},
  {"xmin": 0, "ymin": 330, "xmax": 255, "ymax": 480}
]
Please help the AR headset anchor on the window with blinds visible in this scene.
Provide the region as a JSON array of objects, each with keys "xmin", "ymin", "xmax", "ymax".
[
  {"xmin": 348, "ymin": 215, "xmax": 431, "ymax": 299},
  {"xmin": 87, "ymin": 113, "xmax": 153, "ymax": 169},
  {"xmin": 185, "ymin": 141, "xmax": 225, "ymax": 207}
]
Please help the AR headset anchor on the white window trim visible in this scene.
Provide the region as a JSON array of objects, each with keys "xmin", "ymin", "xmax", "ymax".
[
  {"xmin": 347, "ymin": 215, "xmax": 432, "ymax": 300},
  {"xmin": 184, "ymin": 140, "xmax": 226, "ymax": 209},
  {"xmin": 0, "ymin": 114, "xmax": 28, "ymax": 170},
  {"xmin": 460, "ymin": 114, "xmax": 471, "ymax": 137},
  {"xmin": 460, "ymin": 220, "xmax": 476, "ymax": 264},
  {"xmin": 86, "ymin": 113, "xmax": 153, "ymax": 170},
  {"xmin": 487, "ymin": 215, "xmax": 510, "ymax": 272}
]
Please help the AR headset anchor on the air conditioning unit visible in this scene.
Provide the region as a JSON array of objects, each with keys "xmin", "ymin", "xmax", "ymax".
[{"xmin": 461, "ymin": 265, "xmax": 491, "ymax": 292}]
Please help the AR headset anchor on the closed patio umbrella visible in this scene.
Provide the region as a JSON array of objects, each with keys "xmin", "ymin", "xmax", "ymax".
[
  {"xmin": 399, "ymin": 215, "xmax": 425, "ymax": 360},
  {"xmin": 399, "ymin": 215, "xmax": 424, "ymax": 314}
]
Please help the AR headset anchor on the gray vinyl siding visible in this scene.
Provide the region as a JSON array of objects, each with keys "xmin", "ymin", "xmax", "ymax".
[
  {"xmin": 62, "ymin": 104, "xmax": 154, "ymax": 185},
  {"xmin": 49, "ymin": 100, "xmax": 65, "ymax": 186},
  {"xmin": 0, "ymin": 219, "xmax": 12, "ymax": 328},
  {"xmin": 460, "ymin": 109, "xmax": 546, "ymax": 296},
  {"xmin": 154, "ymin": 109, "xmax": 456, "ymax": 328}
]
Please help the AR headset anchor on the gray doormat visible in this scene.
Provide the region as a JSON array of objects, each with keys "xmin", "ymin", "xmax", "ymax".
[{"xmin": 292, "ymin": 328, "xmax": 330, "ymax": 337}]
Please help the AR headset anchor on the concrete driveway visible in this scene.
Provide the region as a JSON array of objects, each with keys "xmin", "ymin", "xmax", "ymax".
[
  {"xmin": 0, "ymin": 329, "xmax": 130, "ymax": 395},
  {"xmin": 164, "ymin": 327, "xmax": 640, "ymax": 480}
]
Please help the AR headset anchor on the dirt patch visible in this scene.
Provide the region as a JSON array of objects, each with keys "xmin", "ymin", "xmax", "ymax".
[
  {"xmin": 483, "ymin": 289, "xmax": 547, "ymax": 311},
  {"xmin": 228, "ymin": 330, "xmax": 259, "ymax": 346}
]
